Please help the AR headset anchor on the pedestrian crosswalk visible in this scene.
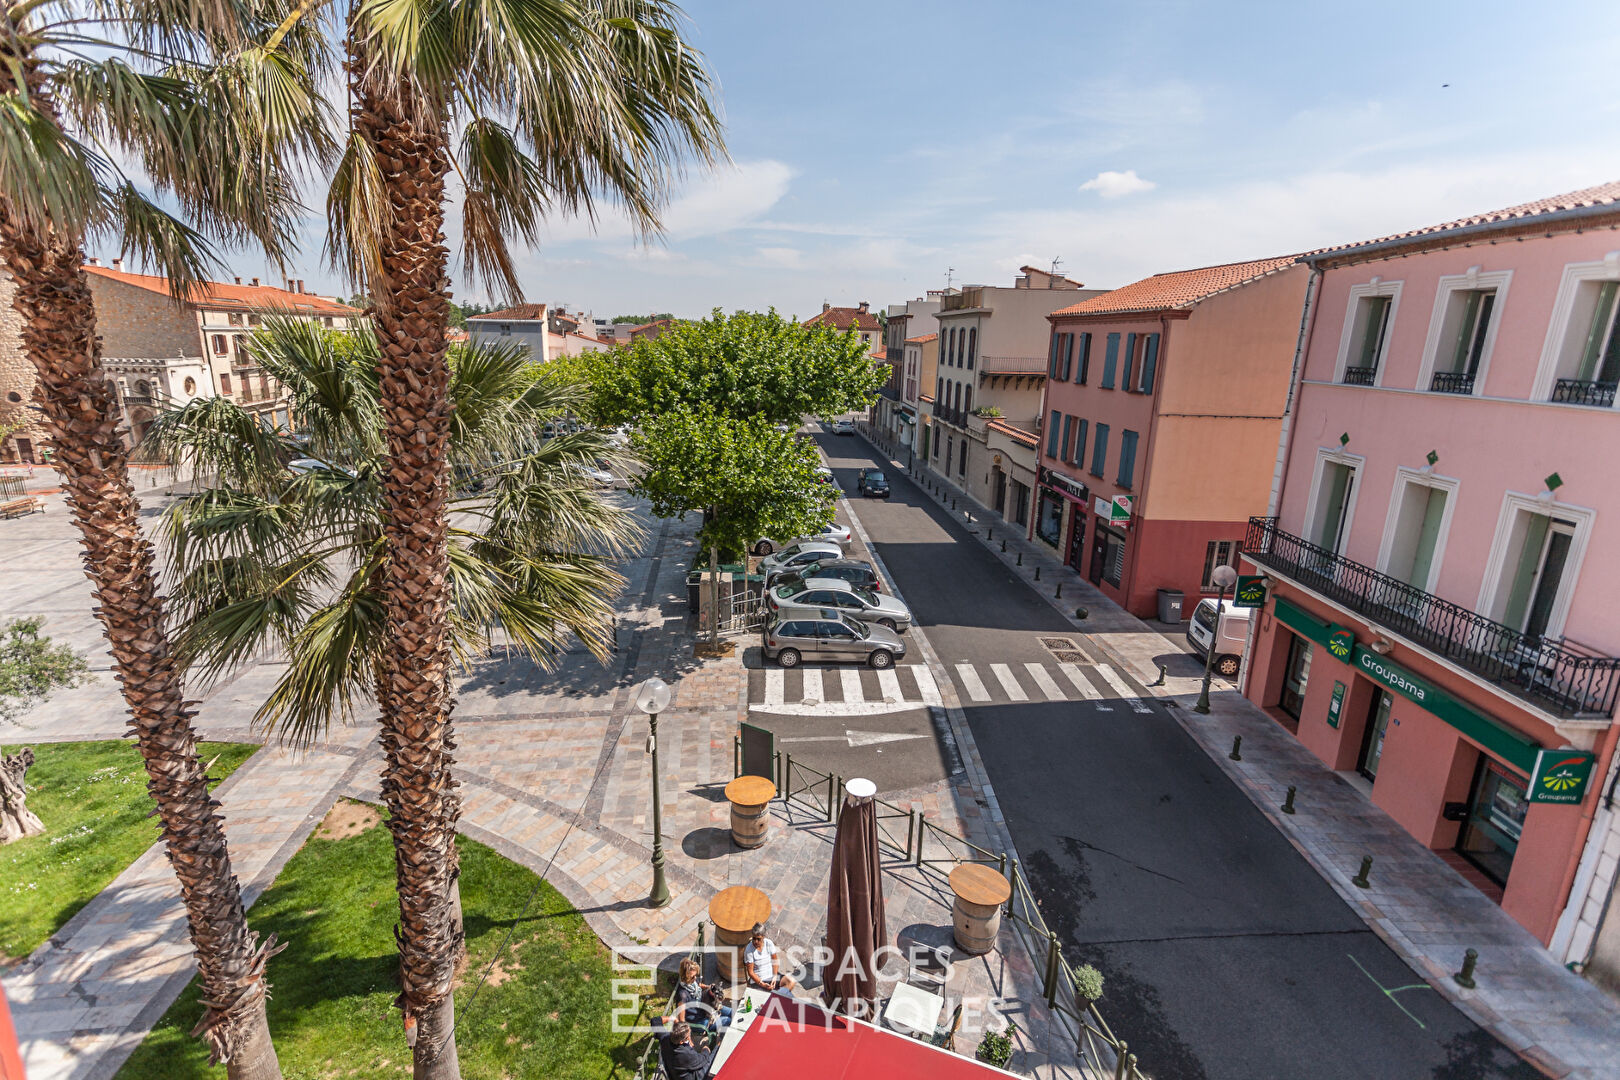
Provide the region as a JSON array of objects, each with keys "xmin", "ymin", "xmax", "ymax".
[{"xmin": 748, "ymin": 659, "xmax": 1155, "ymax": 716}]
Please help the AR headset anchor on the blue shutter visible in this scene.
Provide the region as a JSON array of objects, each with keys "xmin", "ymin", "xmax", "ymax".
[
  {"xmin": 1102, "ymin": 333, "xmax": 1119, "ymax": 388},
  {"xmin": 1046, "ymin": 410, "xmax": 1061, "ymax": 457},
  {"xmin": 1122, "ymin": 333, "xmax": 1137, "ymax": 392},
  {"xmin": 1073, "ymin": 419, "xmax": 1088, "ymax": 466},
  {"xmin": 1063, "ymin": 334, "xmax": 1075, "ymax": 381},
  {"xmin": 967, "ymin": 328, "xmax": 976, "ymax": 369},
  {"xmin": 1141, "ymin": 334, "xmax": 1159, "ymax": 393},
  {"xmin": 1061, "ymin": 414, "xmax": 1074, "ymax": 461},
  {"xmin": 1076, "ymin": 333, "xmax": 1091, "ymax": 384},
  {"xmin": 1048, "ymin": 333, "xmax": 1059, "ymax": 379},
  {"xmin": 1091, "ymin": 422, "xmax": 1109, "ymax": 476},
  {"xmin": 1118, "ymin": 430, "xmax": 1138, "ymax": 489}
]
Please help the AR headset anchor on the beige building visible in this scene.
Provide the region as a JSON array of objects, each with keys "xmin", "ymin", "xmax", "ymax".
[
  {"xmin": 876, "ymin": 294, "xmax": 945, "ymax": 453},
  {"xmin": 803, "ymin": 302, "xmax": 883, "ymax": 354}
]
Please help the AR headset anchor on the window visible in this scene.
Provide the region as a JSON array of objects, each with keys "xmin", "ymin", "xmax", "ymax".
[
  {"xmin": 1542, "ymin": 268, "xmax": 1620, "ymax": 406},
  {"xmin": 1060, "ymin": 415, "xmax": 1074, "ymax": 462},
  {"xmin": 1201, "ymin": 539, "xmax": 1241, "ymax": 589},
  {"xmin": 1117, "ymin": 429, "xmax": 1138, "ymax": 489},
  {"xmin": 1046, "ymin": 410, "xmax": 1061, "ymax": 457},
  {"xmin": 1132, "ymin": 334, "xmax": 1159, "ymax": 392},
  {"xmin": 1049, "ymin": 333, "xmax": 1062, "ymax": 380},
  {"xmin": 1090, "ymin": 422, "xmax": 1109, "ymax": 477},
  {"xmin": 220, "ymin": 373, "xmax": 232, "ymax": 395},
  {"xmin": 962, "ymin": 387, "xmax": 972, "ymax": 415},
  {"xmin": 1075, "ymin": 332, "xmax": 1091, "ymax": 384},
  {"xmin": 500, "ymin": 323, "xmax": 511, "ymax": 336},
  {"xmin": 211, "ymin": 334, "xmax": 228, "ymax": 355},
  {"xmin": 1572, "ymin": 281, "xmax": 1620, "ymax": 397},
  {"xmin": 1305, "ymin": 453, "xmax": 1360, "ymax": 555},
  {"xmin": 1072, "ymin": 418, "xmax": 1088, "ymax": 467},
  {"xmin": 183, "ymin": 376, "xmax": 196, "ymax": 395},
  {"xmin": 1012, "ymin": 480, "xmax": 1031, "ymax": 526},
  {"xmin": 228, "ymin": 312, "xmax": 243, "ymax": 326},
  {"xmin": 247, "ymin": 314, "xmax": 260, "ymax": 327},
  {"xmin": 1099, "ymin": 525, "xmax": 1127, "ymax": 587},
  {"xmin": 1491, "ymin": 510, "xmax": 1578, "ymax": 641},
  {"xmin": 1279, "ymin": 635, "xmax": 1312, "ymax": 721},
  {"xmin": 967, "ymin": 328, "xmax": 976, "ymax": 369},
  {"xmin": 1341, "ymin": 290, "xmax": 1395, "ymax": 384},
  {"xmin": 323, "ymin": 316, "xmax": 334, "ymax": 328},
  {"xmin": 1428, "ymin": 287, "xmax": 1498, "ymax": 394},
  {"xmin": 1122, "ymin": 333, "xmax": 1136, "ymax": 390},
  {"xmin": 1101, "ymin": 333, "xmax": 1119, "ymax": 388},
  {"xmin": 958, "ymin": 437, "xmax": 968, "ymax": 476},
  {"xmin": 951, "ymin": 327, "xmax": 960, "ymax": 365},
  {"xmin": 1379, "ymin": 471, "xmax": 1457, "ymax": 593}
]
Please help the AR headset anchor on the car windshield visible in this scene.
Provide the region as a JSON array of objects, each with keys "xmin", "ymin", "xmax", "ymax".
[
  {"xmin": 1194, "ymin": 602, "xmax": 1218, "ymax": 631},
  {"xmin": 843, "ymin": 615, "xmax": 870, "ymax": 636},
  {"xmin": 853, "ymin": 587, "xmax": 880, "ymax": 605},
  {"xmin": 779, "ymin": 581, "xmax": 807, "ymax": 597},
  {"xmin": 867, "ymin": 472, "xmax": 885, "ymax": 482}
]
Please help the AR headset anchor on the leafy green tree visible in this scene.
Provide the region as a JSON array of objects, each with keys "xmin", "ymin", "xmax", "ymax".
[
  {"xmin": 0, "ymin": 617, "xmax": 90, "ymax": 722},
  {"xmin": 611, "ymin": 312, "xmax": 673, "ymax": 324}
]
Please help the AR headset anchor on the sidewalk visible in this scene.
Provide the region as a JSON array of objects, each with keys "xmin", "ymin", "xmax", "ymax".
[{"xmin": 871, "ymin": 428, "xmax": 1620, "ymax": 1079}]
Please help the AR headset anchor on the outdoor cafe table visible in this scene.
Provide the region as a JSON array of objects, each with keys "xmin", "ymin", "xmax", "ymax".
[
  {"xmin": 882, "ymin": 982, "xmax": 945, "ymax": 1039},
  {"xmin": 708, "ymin": 987, "xmax": 772, "ymax": 1075}
]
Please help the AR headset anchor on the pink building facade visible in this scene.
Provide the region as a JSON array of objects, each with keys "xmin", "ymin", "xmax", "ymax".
[{"xmin": 1240, "ymin": 183, "xmax": 1620, "ymax": 945}]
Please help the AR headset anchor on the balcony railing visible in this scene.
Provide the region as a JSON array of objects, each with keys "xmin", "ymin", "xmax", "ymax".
[
  {"xmin": 1245, "ymin": 517, "xmax": 1620, "ymax": 720},
  {"xmin": 1552, "ymin": 378, "xmax": 1618, "ymax": 407},
  {"xmin": 978, "ymin": 355, "xmax": 1049, "ymax": 376},
  {"xmin": 1342, "ymin": 366, "xmax": 1377, "ymax": 386},
  {"xmin": 1429, "ymin": 370, "xmax": 1476, "ymax": 395}
]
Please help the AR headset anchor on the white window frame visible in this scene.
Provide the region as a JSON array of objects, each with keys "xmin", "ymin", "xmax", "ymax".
[
  {"xmin": 1299, "ymin": 446, "xmax": 1366, "ymax": 555},
  {"xmin": 1532, "ymin": 252, "xmax": 1620, "ymax": 404},
  {"xmin": 1333, "ymin": 278, "xmax": 1403, "ymax": 385},
  {"xmin": 1415, "ymin": 267, "xmax": 1513, "ymax": 396},
  {"xmin": 1475, "ymin": 491, "xmax": 1596, "ymax": 640},
  {"xmin": 1374, "ymin": 466, "xmax": 1460, "ymax": 593},
  {"xmin": 1200, "ymin": 539, "xmax": 1242, "ymax": 591}
]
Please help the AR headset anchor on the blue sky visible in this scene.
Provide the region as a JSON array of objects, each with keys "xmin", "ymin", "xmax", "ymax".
[{"xmin": 205, "ymin": 0, "xmax": 1620, "ymax": 318}]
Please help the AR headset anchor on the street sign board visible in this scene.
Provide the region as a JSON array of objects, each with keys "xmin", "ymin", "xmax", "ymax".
[
  {"xmin": 1109, "ymin": 495, "xmax": 1133, "ymax": 523},
  {"xmin": 1326, "ymin": 681, "xmax": 1346, "ymax": 728},
  {"xmin": 740, "ymin": 722, "xmax": 776, "ymax": 782},
  {"xmin": 1528, "ymin": 748, "xmax": 1596, "ymax": 804},
  {"xmin": 1234, "ymin": 575, "xmax": 1267, "ymax": 608}
]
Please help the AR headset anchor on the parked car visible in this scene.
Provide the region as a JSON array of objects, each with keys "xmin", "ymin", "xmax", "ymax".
[
  {"xmin": 856, "ymin": 468, "xmax": 890, "ymax": 498},
  {"xmin": 832, "ymin": 419, "xmax": 855, "ymax": 435},
  {"xmin": 753, "ymin": 523, "xmax": 849, "ymax": 555},
  {"xmin": 770, "ymin": 577, "xmax": 912, "ymax": 631},
  {"xmin": 758, "ymin": 540, "xmax": 842, "ymax": 575},
  {"xmin": 1187, "ymin": 598, "xmax": 1251, "ymax": 677},
  {"xmin": 765, "ymin": 558, "xmax": 880, "ymax": 592},
  {"xmin": 762, "ymin": 610, "xmax": 905, "ymax": 669},
  {"xmin": 569, "ymin": 462, "xmax": 616, "ymax": 488}
]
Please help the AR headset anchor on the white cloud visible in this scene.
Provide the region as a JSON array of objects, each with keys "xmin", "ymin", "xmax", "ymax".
[
  {"xmin": 539, "ymin": 159, "xmax": 795, "ymax": 244},
  {"xmin": 753, "ymin": 246, "xmax": 803, "ymax": 269},
  {"xmin": 1079, "ymin": 169, "xmax": 1158, "ymax": 199}
]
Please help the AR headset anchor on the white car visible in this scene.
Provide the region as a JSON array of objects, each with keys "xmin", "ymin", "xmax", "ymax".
[
  {"xmin": 753, "ymin": 522, "xmax": 850, "ymax": 555},
  {"xmin": 832, "ymin": 419, "xmax": 855, "ymax": 435},
  {"xmin": 770, "ymin": 577, "xmax": 912, "ymax": 632},
  {"xmin": 569, "ymin": 462, "xmax": 616, "ymax": 488},
  {"xmin": 759, "ymin": 540, "xmax": 842, "ymax": 575}
]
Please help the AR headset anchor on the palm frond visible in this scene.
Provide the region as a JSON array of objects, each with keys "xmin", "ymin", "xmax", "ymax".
[
  {"xmin": 102, "ymin": 181, "xmax": 227, "ymax": 299},
  {"xmin": 256, "ymin": 581, "xmax": 387, "ymax": 744},
  {"xmin": 0, "ymin": 91, "xmax": 106, "ymax": 239},
  {"xmin": 325, "ymin": 129, "xmax": 390, "ymax": 292}
]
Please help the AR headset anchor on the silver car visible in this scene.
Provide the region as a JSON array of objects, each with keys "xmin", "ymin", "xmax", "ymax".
[
  {"xmin": 771, "ymin": 577, "xmax": 912, "ymax": 631},
  {"xmin": 758, "ymin": 540, "xmax": 842, "ymax": 574},
  {"xmin": 753, "ymin": 522, "xmax": 850, "ymax": 555},
  {"xmin": 762, "ymin": 609, "xmax": 906, "ymax": 669}
]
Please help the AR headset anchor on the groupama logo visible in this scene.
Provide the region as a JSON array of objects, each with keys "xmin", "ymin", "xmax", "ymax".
[
  {"xmin": 1327, "ymin": 627, "xmax": 1354, "ymax": 661},
  {"xmin": 1540, "ymin": 757, "xmax": 1589, "ymax": 794}
]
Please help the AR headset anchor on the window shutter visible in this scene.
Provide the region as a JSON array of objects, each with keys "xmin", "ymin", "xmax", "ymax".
[
  {"xmin": 1118, "ymin": 430, "xmax": 1138, "ymax": 488},
  {"xmin": 1076, "ymin": 333, "xmax": 1091, "ymax": 384},
  {"xmin": 1091, "ymin": 422, "xmax": 1109, "ymax": 476},
  {"xmin": 1141, "ymin": 334, "xmax": 1159, "ymax": 393},
  {"xmin": 1047, "ymin": 410, "xmax": 1061, "ymax": 458},
  {"xmin": 1063, "ymin": 334, "xmax": 1075, "ymax": 381},
  {"xmin": 1122, "ymin": 333, "xmax": 1137, "ymax": 392},
  {"xmin": 1102, "ymin": 333, "xmax": 1119, "ymax": 388},
  {"xmin": 1074, "ymin": 419, "xmax": 1088, "ymax": 466},
  {"xmin": 967, "ymin": 328, "xmax": 976, "ymax": 369},
  {"xmin": 1061, "ymin": 414, "xmax": 1074, "ymax": 461},
  {"xmin": 1048, "ymin": 333, "xmax": 1060, "ymax": 379}
]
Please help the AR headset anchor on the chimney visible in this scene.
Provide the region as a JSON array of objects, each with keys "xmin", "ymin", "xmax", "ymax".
[
  {"xmin": 234, "ymin": 276, "xmax": 242, "ymax": 285},
  {"xmin": 111, "ymin": 258, "xmax": 123, "ymax": 271},
  {"xmin": 250, "ymin": 277, "xmax": 260, "ymax": 286},
  {"xmin": 284, "ymin": 278, "xmax": 294, "ymax": 292},
  {"xmin": 822, "ymin": 302, "xmax": 831, "ymax": 313},
  {"xmin": 86, "ymin": 257, "xmax": 100, "ymax": 266},
  {"xmin": 857, "ymin": 301, "xmax": 869, "ymax": 314},
  {"xmin": 297, "ymin": 279, "xmax": 305, "ymax": 293}
]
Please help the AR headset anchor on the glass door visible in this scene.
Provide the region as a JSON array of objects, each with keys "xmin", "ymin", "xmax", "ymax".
[
  {"xmin": 1279, "ymin": 635, "xmax": 1313, "ymax": 720},
  {"xmin": 1456, "ymin": 758, "xmax": 1528, "ymax": 887},
  {"xmin": 1357, "ymin": 691, "xmax": 1394, "ymax": 781}
]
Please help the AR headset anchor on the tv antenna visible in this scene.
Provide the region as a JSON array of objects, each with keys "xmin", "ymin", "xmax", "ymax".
[
  {"xmin": 1049, "ymin": 257, "xmax": 1064, "ymax": 280},
  {"xmin": 945, "ymin": 267, "xmax": 955, "ymax": 290}
]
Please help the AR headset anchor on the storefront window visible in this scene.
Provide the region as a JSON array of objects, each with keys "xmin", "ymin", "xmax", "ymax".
[
  {"xmin": 1357, "ymin": 691, "xmax": 1394, "ymax": 781},
  {"xmin": 1036, "ymin": 491, "xmax": 1063, "ymax": 547},
  {"xmin": 1457, "ymin": 758, "xmax": 1528, "ymax": 887},
  {"xmin": 1011, "ymin": 481, "xmax": 1030, "ymax": 527},
  {"xmin": 1098, "ymin": 524, "xmax": 1127, "ymax": 586},
  {"xmin": 1280, "ymin": 634, "xmax": 1312, "ymax": 720}
]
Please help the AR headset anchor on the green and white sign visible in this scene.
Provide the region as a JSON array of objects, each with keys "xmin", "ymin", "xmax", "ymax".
[
  {"xmin": 1528, "ymin": 749, "xmax": 1596, "ymax": 805},
  {"xmin": 1327, "ymin": 681, "xmax": 1346, "ymax": 729},
  {"xmin": 1234, "ymin": 575, "xmax": 1268, "ymax": 608},
  {"xmin": 1109, "ymin": 495, "xmax": 1133, "ymax": 524},
  {"xmin": 1326, "ymin": 624, "xmax": 1355, "ymax": 662}
]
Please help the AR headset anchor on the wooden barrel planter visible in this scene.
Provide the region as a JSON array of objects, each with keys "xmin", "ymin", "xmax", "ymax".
[
  {"xmin": 725, "ymin": 775, "xmax": 777, "ymax": 850},
  {"xmin": 709, "ymin": 885, "xmax": 772, "ymax": 983},
  {"xmin": 949, "ymin": 863, "xmax": 1011, "ymax": 956}
]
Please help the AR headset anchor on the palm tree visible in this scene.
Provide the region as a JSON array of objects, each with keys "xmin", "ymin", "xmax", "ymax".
[
  {"xmin": 302, "ymin": 3, "xmax": 724, "ymax": 1071},
  {"xmin": 0, "ymin": 3, "xmax": 326, "ymax": 1075}
]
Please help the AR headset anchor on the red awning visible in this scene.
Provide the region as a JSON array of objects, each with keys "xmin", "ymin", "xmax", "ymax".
[{"xmin": 716, "ymin": 994, "xmax": 1017, "ymax": 1079}]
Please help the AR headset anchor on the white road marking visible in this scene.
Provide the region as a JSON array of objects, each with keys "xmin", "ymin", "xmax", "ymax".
[
  {"xmin": 801, "ymin": 667, "xmax": 824, "ymax": 705},
  {"xmin": 877, "ymin": 668, "xmax": 903, "ymax": 703},
  {"xmin": 764, "ymin": 668, "xmax": 785, "ymax": 709},
  {"xmin": 841, "ymin": 669, "xmax": 864, "ymax": 704},
  {"xmin": 1095, "ymin": 664, "xmax": 1152, "ymax": 712},
  {"xmin": 990, "ymin": 663, "xmax": 1029, "ymax": 702},
  {"xmin": 911, "ymin": 665, "xmax": 943, "ymax": 707},
  {"xmin": 1025, "ymin": 663, "xmax": 1067, "ymax": 701},
  {"xmin": 956, "ymin": 664, "xmax": 991, "ymax": 702},
  {"xmin": 846, "ymin": 730, "xmax": 929, "ymax": 747},
  {"xmin": 1058, "ymin": 663, "xmax": 1112, "ymax": 711}
]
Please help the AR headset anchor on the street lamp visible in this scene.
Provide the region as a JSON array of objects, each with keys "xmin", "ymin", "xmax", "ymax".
[
  {"xmin": 633, "ymin": 676, "xmax": 674, "ymax": 908},
  {"xmin": 1193, "ymin": 564, "xmax": 1240, "ymax": 715}
]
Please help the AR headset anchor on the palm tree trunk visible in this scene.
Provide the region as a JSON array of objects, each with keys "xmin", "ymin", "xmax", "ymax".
[
  {"xmin": 0, "ymin": 224, "xmax": 283, "ymax": 1077},
  {"xmin": 355, "ymin": 74, "xmax": 463, "ymax": 1080}
]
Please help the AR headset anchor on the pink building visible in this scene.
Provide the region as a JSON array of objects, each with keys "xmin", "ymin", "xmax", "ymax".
[{"xmin": 1241, "ymin": 182, "xmax": 1620, "ymax": 947}]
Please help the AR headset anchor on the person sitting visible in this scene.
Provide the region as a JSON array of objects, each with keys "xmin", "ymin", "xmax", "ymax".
[
  {"xmin": 742, "ymin": 924, "xmax": 795, "ymax": 993},
  {"xmin": 671, "ymin": 957, "xmax": 732, "ymax": 1042},
  {"xmin": 656, "ymin": 1020, "xmax": 712, "ymax": 1080}
]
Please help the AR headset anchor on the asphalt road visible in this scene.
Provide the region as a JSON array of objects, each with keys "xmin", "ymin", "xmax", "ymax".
[{"xmin": 802, "ymin": 428, "xmax": 1539, "ymax": 1080}]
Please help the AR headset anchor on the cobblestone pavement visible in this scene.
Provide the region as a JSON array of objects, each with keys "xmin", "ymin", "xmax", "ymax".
[
  {"xmin": 1, "ymin": 486, "xmax": 1088, "ymax": 1078},
  {"xmin": 864, "ymin": 427, "xmax": 1620, "ymax": 1080}
]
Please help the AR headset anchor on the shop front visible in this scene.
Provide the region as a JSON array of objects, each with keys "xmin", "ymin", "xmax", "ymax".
[
  {"xmin": 1035, "ymin": 468, "xmax": 1089, "ymax": 566},
  {"xmin": 1246, "ymin": 591, "xmax": 1603, "ymax": 941}
]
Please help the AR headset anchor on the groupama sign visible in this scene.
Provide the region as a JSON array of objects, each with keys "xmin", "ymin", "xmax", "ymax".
[{"xmin": 1528, "ymin": 749, "xmax": 1596, "ymax": 805}]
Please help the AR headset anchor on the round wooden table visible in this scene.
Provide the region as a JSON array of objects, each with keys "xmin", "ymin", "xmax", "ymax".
[
  {"xmin": 948, "ymin": 863, "xmax": 1011, "ymax": 956},
  {"xmin": 709, "ymin": 885, "xmax": 772, "ymax": 982},
  {"xmin": 724, "ymin": 775, "xmax": 777, "ymax": 850}
]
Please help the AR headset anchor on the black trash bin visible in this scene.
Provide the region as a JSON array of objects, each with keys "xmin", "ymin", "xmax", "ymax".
[{"xmin": 1157, "ymin": 588, "xmax": 1184, "ymax": 623}]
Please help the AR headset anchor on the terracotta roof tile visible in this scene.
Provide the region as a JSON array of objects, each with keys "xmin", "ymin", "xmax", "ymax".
[
  {"xmin": 84, "ymin": 265, "xmax": 358, "ymax": 317},
  {"xmin": 804, "ymin": 306, "xmax": 881, "ymax": 332},
  {"xmin": 1050, "ymin": 256, "xmax": 1300, "ymax": 318},
  {"xmin": 1314, "ymin": 179, "xmax": 1620, "ymax": 260},
  {"xmin": 470, "ymin": 304, "xmax": 548, "ymax": 321},
  {"xmin": 906, "ymin": 333, "xmax": 937, "ymax": 343},
  {"xmin": 987, "ymin": 419, "xmax": 1037, "ymax": 448}
]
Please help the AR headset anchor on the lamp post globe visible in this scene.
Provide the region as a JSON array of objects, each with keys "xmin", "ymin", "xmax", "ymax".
[
  {"xmin": 1193, "ymin": 565, "xmax": 1240, "ymax": 715},
  {"xmin": 635, "ymin": 677, "xmax": 673, "ymax": 908}
]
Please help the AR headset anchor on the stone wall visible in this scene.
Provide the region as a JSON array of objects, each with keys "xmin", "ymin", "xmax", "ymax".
[
  {"xmin": 88, "ymin": 274, "xmax": 200, "ymax": 359},
  {"xmin": 0, "ymin": 273, "xmax": 43, "ymax": 464}
]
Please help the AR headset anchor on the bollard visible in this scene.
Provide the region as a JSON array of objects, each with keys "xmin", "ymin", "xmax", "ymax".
[
  {"xmin": 1152, "ymin": 663, "xmax": 1167, "ymax": 687},
  {"xmin": 1035, "ymin": 566, "xmax": 1041, "ymax": 581},
  {"xmin": 1229, "ymin": 736, "xmax": 1242, "ymax": 760},
  {"xmin": 1001, "ymin": 539, "xmax": 1007, "ymax": 552},
  {"xmin": 1281, "ymin": 786, "xmax": 1297, "ymax": 815},
  {"xmin": 1454, "ymin": 947, "xmax": 1479, "ymax": 989},
  {"xmin": 1016, "ymin": 552, "xmax": 1022, "ymax": 566},
  {"xmin": 1056, "ymin": 582, "xmax": 1062, "ymax": 598},
  {"xmin": 1352, "ymin": 855, "xmax": 1373, "ymax": 889},
  {"xmin": 952, "ymin": 497, "xmax": 958, "ymax": 510},
  {"xmin": 987, "ymin": 528, "xmax": 993, "ymax": 540}
]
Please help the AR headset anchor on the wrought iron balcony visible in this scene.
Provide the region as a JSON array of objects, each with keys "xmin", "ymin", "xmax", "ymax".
[
  {"xmin": 1342, "ymin": 366, "xmax": 1377, "ymax": 386},
  {"xmin": 1552, "ymin": 378, "xmax": 1618, "ymax": 407},
  {"xmin": 1429, "ymin": 371, "xmax": 1476, "ymax": 395},
  {"xmin": 1245, "ymin": 517, "xmax": 1620, "ymax": 720}
]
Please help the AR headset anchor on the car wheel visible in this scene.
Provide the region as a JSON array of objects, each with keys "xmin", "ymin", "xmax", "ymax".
[
  {"xmin": 754, "ymin": 540, "xmax": 774, "ymax": 556},
  {"xmin": 877, "ymin": 618, "xmax": 898, "ymax": 631},
  {"xmin": 777, "ymin": 648, "xmax": 801, "ymax": 669},
  {"xmin": 1216, "ymin": 654, "xmax": 1241, "ymax": 677},
  {"xmin": 868, "ymin": 649, "xmax": 893, "ymax": 669}
]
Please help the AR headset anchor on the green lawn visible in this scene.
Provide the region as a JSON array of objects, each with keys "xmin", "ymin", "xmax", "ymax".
[
  {"xmin": 0, "ymin": 739, "xmax": 258, "ymax": 963},
  {"xmin": 118, "ymin": 802, "xmax": 658, "ymax": 1080}
]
